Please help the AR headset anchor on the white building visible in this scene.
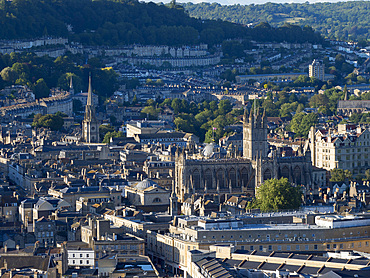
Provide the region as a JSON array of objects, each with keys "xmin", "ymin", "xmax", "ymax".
[
  {"xmin": 309, "ymin": 59, "xmax": 325, "ymax": 80},
  {"xmin": 67, "ymin": 248, "xmax": 95, "ymax": 268}
]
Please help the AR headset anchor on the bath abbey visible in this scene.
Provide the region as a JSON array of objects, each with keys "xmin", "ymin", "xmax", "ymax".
[{"xmin": 174, "ymin": 108, "xmax": 314, "ymax": 202}]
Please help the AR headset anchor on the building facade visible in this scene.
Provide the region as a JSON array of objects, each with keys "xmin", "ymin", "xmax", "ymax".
[
  {"xmin": 175, "ymin": 109, "xmax": 313, "ymax": 202},
  {"xmin": 309, "ymin": 59, "xmax": 325, "ymax": 80},
  {"xmin": 309, "ymin": 124, "xmax": 370, "ymax": 175}
]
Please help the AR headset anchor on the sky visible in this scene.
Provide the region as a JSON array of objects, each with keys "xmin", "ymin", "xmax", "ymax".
[{"xmin": 150, "ymin": 0, "xmax": 356, "ymax": 5}]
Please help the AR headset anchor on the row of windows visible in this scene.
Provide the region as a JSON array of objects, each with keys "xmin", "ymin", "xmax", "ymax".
[
  {"xmin": 243, "ymin": 241, "xmax": 370, "ymax": 252},
  {"xmin": 71, "ymin": 253, "xmax": 90, "ymax": 258},
  {"xmin": 95, "ymin": 244, "xmax": 138, "ymax": 250},
  {"xmin": 70, "ymin": 260, "xmax": 91, "ymax": 265},
  {"xmin": 203, "ymin": 233, "xmax": 316, "ymax": 240}
]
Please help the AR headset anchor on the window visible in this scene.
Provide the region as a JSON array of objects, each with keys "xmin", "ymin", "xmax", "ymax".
[
  {"xmin": 287, "ymin": 245, "xmax": 291, "ymax": 251},
  {"xmin": 250, "ymin": 246, "xmax": 254, "ymax": 251},
  {"xmin": 73, "ymin": 254, "xmax": 75, "ymax": 258},
  {"xmin": 268, "ymin": 245, "xmax": 272, "ymax": 251},
  {"xmin": 80, "ymin": 260, "xmax": 83, "ymax": 264},
  {"xmin": 296, "ymin": 245, "xmax": 300, "ymax": 251},
  {"xmin": 86, "ymin": 260, "xmax": 89, "ymax": 265},
  {"xmin": 305, "ymin": 245, "xmax": 309, "ymax": 251},
  {"xmin": 80, "ymin": 254, "xmax": 83, "ymax": 258},
  {"xmin": 153, "ymin": 198, "xmax": 161, "ymax": 203},
  {"xmin": 278, "ymin": 245, "xmax": 282, "ymax": 251},
  {"xmin": 86, "ymin": 254, "xmax": 89, "ymax": 258},
  {"xmin": 340, "ymin": 244, "xmax": 343, "ymax": 249},
  {"xmin": 259, "ymin": 246, "xmax": 263, "ymax": 251},
  {"xmin": 333, "ymin": 244, "xmax": 337, "ymax": 249},
  {"xmin": 327, "ymin": 244, "xmax": 330, "ymax": 249},
  {"xmin": 314, "ymin": 245, "xmax": 318, "ymax": 250}
]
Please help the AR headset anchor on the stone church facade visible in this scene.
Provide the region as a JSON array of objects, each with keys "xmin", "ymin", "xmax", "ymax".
[{"xmin": 175, "ymin": 109, "xmax": 313, "ymax": 202}]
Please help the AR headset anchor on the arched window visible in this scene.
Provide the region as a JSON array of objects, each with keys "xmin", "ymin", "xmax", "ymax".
[
  {"xmin": 280, "ymin": 166, "xmax": 290, "ymax": 179},
  {"xmin": 216, "ymin": 169, "xmax": 226, "ymax": 189},
  {"xmin": 153, "ymin": 198, "xmax": 161, "ymax": 203},
  {"xmin": 263, "ymin": 169, "xmax": 272, "ymax": 181},
  {"xmin": 293, "ymin": 166, "xmax": 301, "ymax": 184},
  {"xmin": 192, "ymin": 169, "xmax": 201, "ymax": 189},
  {"xmin": 241, "ymin": 168, "xmax": 248, "ymax": 187},
  {"xmin": 229, "ymin": 168, "xmax": 237, "ymax": 188},
  {"xmin": 204, "ymin": 169, "xmax": 213, "ymax": 189}
]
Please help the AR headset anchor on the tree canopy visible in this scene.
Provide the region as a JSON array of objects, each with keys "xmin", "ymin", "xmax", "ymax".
[
  {"xmin": 184, "ymin": 1, "xmax": 370, "ymax": 41},
  {"xmin": 32, "ymin": 113, "xmax": 64, "ymax": 131},
  {"xmin": 250, "ymin": 178, "xmax": 302, "ymax": 212},
  {"xmin": 0, "ymin": 0, "xmax": 323, "ymax": 46}
]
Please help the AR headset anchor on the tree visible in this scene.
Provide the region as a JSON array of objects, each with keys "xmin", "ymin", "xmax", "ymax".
[
  {"xmin": 141, "ymin": 106, "xmax": 159, "ymax": 120},
  {"xmin": 0, "ymin": 67, "xmax": 18, "ymax": 83},
  {"xmin": 289, "ymin": 112, "xmax": 318, "ymax": 138},
  {"xmin": 32, "ymin": 114, "xmax": 64, "ymax": 131},
  {"xmin": 33, "ymin": 78, "xmax": 49, "ymax": 99},
  {"xmin": 251, "ymin": 178, "xmax": 301, "ymax": 212},
  {"xmin": 330, "ymin": 169, "xmax": 352, "ymax": 182},
  {"xmin": 102, "ymin": 131, "xmax": 123, "ymax": 143},
  {"xmin": 99, "ymin": 124, "xmax": 115, "ymax": 141}
]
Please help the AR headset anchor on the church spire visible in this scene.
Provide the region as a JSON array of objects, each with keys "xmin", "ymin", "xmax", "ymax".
[
  {"xmin": 84, "ymin": 74, "xmax": 96, "ymax": 121},
  {"xmin": 82, "ymin": 74, "xmax": 99, "ymax": 143},
  {"xmin": 87, "ymin": 74, "xmax": 93, "ymax": 106}
]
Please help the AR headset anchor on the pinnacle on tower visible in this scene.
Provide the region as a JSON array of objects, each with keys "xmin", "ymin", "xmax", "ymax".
[{"xmin": 69, "ymin": 76, "xmax": 74, "ymax": 94}]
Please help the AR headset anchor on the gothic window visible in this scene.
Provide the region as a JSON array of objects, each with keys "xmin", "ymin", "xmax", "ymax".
[
  {"xmin": 216, "ymin": 169, "xmax": 225, "ymax": 189},
  {"xmin": 280, "ymin": 166, "xmax": 290, "ymax": 179},
  {"xmin": 192, "ymin": 169, "xmax": 201, "ymax": 189},
  {"xmin": 204, "ymin": 169, "xmax": 212, "ymax": 190},
  {"xmin": 240, "ymin": 168, "xmax": 248, "ymax": 188},
  {"xmin": 263, "ymin": 169, "xmax": 272, "ymax": 181},
  {"xmin": 229, "ymin": 168, "xmax": 237, "ymax": 188},
  {"xmin": 293, "ymin": 166, "xmax": 301, "ymax": 184}
]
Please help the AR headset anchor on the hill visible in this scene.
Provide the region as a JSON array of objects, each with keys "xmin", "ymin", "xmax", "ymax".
[
  {"xmin": 183, "ymin": 1, "xmax": 370, "ymax": 41},
  {"xmin": 0, "ymin": 0, "xmax": 323, "ymax": 46}
]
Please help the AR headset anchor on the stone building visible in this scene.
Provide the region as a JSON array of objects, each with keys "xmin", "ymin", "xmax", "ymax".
[
  {"xmin": 175, "ymin": 108, "xmax": 313, "ymax": 202},
  {"xmin": 308, "ymin": 123, "xmax": 370, "ymax": 175},
  {"xmin": 124, "ymin": 179, "xmax": 170, "ymax": 212}
]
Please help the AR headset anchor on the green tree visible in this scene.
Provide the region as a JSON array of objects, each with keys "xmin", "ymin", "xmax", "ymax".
[
  {"xmin": 102, "ymin": 131, "xmax": 124, "ymax": 143},
  {"xmin": 289, "ymin": 112, "xmax": 318, "ymax": 138},
  {"xmin": 32, "ymin": 114, "xmax": 64, "ymax": 131},
  {"xmin": 141, "ymin": 106, "xmax": 159, "ymax": 120},
  {"xmin": 33, "ymin": 78, "xmax": 49, "ymax": 99},
  {"xmin": 99, "ymin": 124, "xmax": 115, "ymax": 141},
  {"xmin": 251, "ymin": 178, "xmax": 301, "ymax": 212},
  {"xmin": 0, "ymin": 66, "xmax": 18, "ymax": 83},
  {"xmin": 330, "ymin": 169, "xmax": 352, "ymax": 182}
]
